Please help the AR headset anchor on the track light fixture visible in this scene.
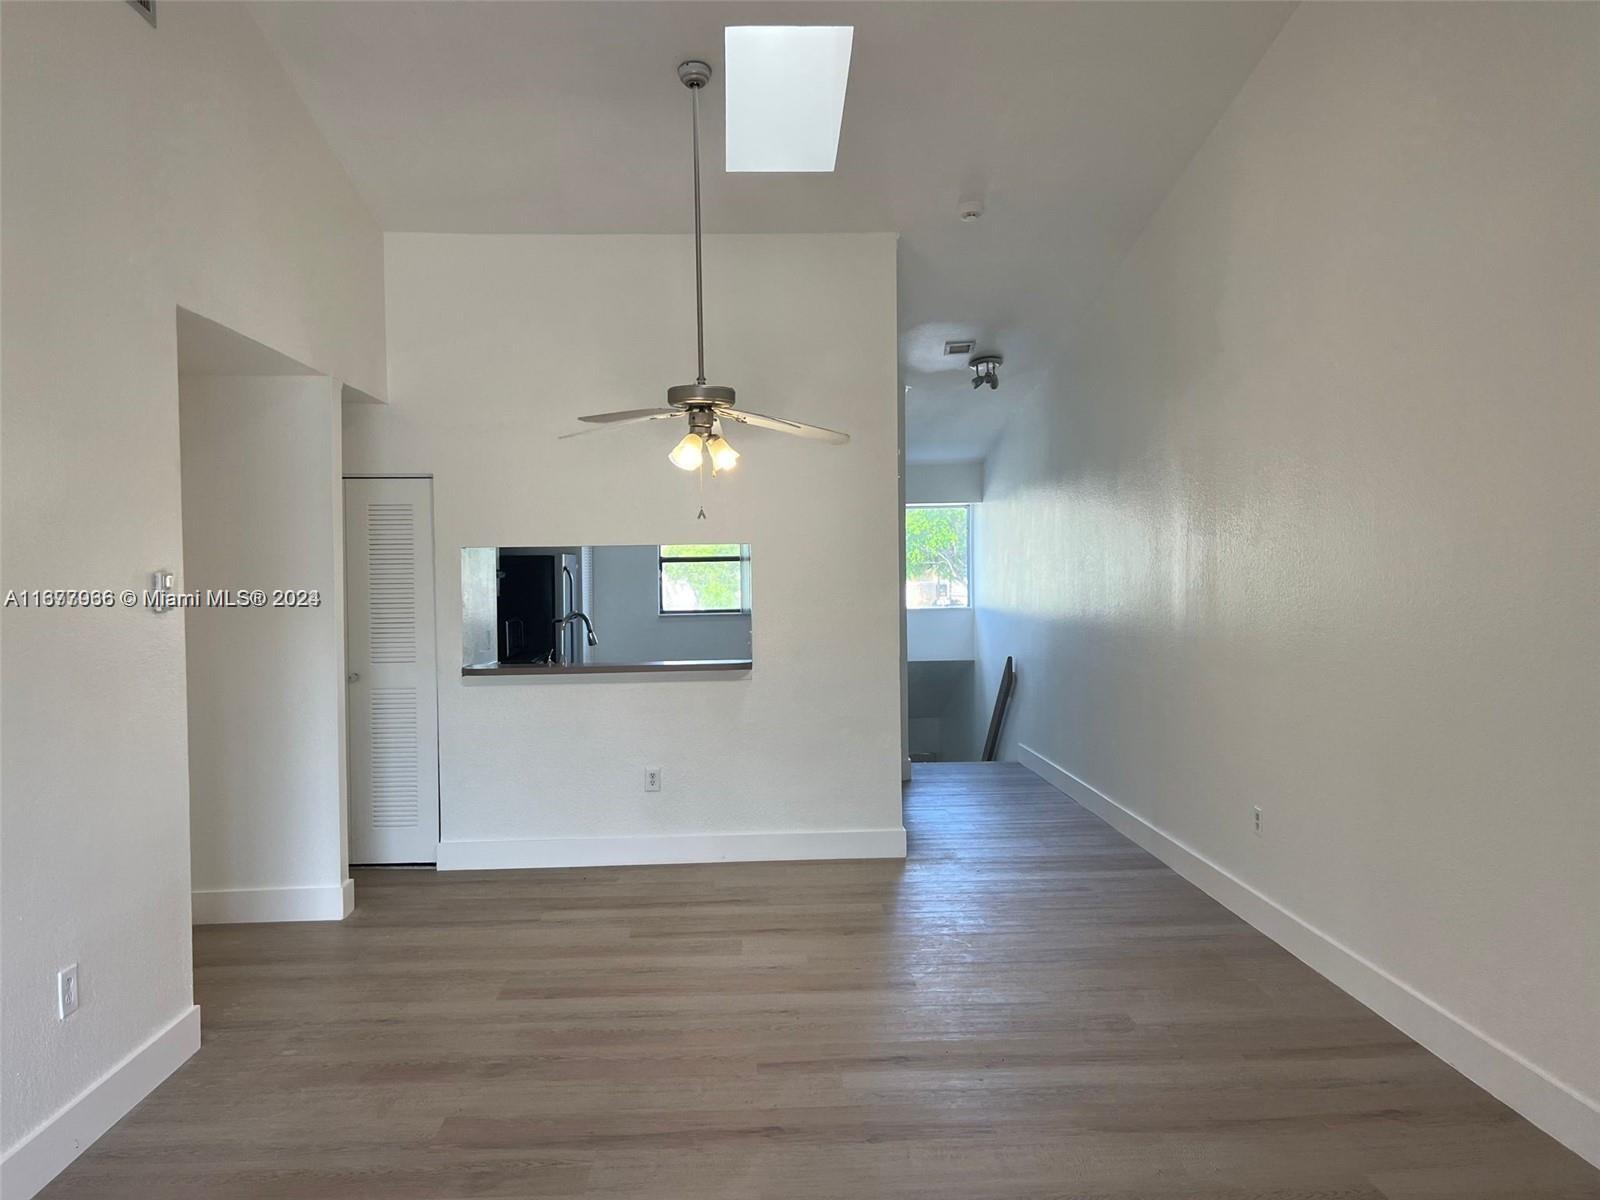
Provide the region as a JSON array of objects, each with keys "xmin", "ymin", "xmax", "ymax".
[{"xmin": 970, "ymin": 354, "xmax": 1002, "ymax": 390}]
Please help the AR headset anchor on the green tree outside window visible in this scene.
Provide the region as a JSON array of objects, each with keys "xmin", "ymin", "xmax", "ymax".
[
  {"xmin": 659, "ymin": 544, "xmax": 748, "ymax": 613},
  {"xmin": 905, "ymin": 505, "xmax": 969, "ymax": 608}
]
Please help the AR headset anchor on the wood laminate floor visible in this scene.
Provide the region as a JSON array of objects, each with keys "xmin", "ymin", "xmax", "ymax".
[{"xmin": 42, "ymin": 762, "xmax": 1598, "ymax": 1199}]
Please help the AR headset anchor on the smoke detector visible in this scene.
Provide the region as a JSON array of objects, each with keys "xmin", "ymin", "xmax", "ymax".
[
  {"xmin": 958, "ymin": 198, "xmax": 984, "ymax": 223},
  {"xmin": 969, "ymin": 353, "xmax": 1002, "ymax": 390}
]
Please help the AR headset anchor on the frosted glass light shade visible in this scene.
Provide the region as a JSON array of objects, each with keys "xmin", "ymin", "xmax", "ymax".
[
  {"xmin": 707, "ymin": 434, "xmax": 740, "ymax": 473},
  {"xmin": 668, "ymin": 432, "xmax": 705, "ymax": 471}
]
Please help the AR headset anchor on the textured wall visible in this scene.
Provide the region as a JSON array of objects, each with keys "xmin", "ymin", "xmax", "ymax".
[{"xmin": 977, "ymin": 1, "xmax": 1598, "ymax": 1153}]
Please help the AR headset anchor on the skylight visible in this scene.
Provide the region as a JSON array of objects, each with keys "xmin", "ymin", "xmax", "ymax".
[{"xmin": 724, "ymin": 26, "xmax": 854, "ymax": 173}]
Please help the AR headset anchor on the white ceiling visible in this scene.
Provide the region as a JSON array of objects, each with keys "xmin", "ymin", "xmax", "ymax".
[{"xmin": 249, "ymin": 1, "xmax": 1291, "ymax": 462}]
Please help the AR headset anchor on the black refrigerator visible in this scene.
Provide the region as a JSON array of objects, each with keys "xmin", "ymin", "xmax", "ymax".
[{"xmin": 496, "ymin": 550, "xmax": 580, "ymax": 664}]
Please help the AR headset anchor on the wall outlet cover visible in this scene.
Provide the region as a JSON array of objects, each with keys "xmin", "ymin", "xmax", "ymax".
[
  {"xmin": 58, "ymin": 963, "xmax": 79, "ymax": 1019},
  {"xmin": 645, "ymin": 767, "xmax": 662, "ymax": 793}
]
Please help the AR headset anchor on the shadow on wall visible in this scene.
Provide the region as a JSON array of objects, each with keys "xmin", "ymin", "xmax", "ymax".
[{"xmin": 907, "ymin": 659, "xmax": 978, "ymax": 762}]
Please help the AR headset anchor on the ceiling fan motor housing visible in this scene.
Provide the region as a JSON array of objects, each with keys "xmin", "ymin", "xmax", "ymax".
[{"xmin": 667, "ymin": 383, "xmax": 736, "ymax": 409}]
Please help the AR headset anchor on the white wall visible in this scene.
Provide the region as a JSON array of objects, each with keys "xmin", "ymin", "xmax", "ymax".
[
  {"xmin": 905, "ymin": 461, "xmax": 983, "ymax": 505},
  {"xmin": 976, "ymin": 2, "xmax": 1599, "ymax": 1163},
  {"xmin": 0, "ymin": 3, "xmax": 384, "ymax": 1189},
  {"xmin": 179, "ymin": 376, "xmax": 351, "ymax": 924},
  {"xmin": 906, "ymin": 609, "xmax": 973, "ymax": 663},
  {"xmin": 345, "ymin": 233, "xmax": 904, "ymax": 867},
  {"xmin": 906, "ymin": 661, "xmax": 979, "ymax": 764},
  {"xmin": 587, "ymin": 544, "xmax": 752, "ymax": 665}
]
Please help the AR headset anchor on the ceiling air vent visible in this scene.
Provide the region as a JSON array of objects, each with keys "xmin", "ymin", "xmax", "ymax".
[
  {"xmin": 943, "ymin": 340, "xmax": 976, "ymax": 357},
  {"xmin": 127, "ymin": 0, "xmax": 156, "ymax": 27}
]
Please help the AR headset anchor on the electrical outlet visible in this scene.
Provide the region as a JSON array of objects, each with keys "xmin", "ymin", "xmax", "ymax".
[
  {"xmin": 1253, "ymin": 806, "xmax": 1263, "ymax": 837},
  {"xmin": 645, "ymin": 767, "xmax": 662, "ymax": 793},
  {"xmin": 58, "ymin": 964, "xmax": 79, "ymax": 1019}
]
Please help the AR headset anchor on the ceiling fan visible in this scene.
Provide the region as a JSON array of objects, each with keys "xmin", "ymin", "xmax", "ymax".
[{"xmin": 559, "ymin": 59, "xmax": 851, "ymax": 473}]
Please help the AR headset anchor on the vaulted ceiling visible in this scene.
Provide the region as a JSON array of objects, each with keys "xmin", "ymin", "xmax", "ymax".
[{"xmin": 250, "ymin": 1, "xmax": 1292, "ymax": 461}]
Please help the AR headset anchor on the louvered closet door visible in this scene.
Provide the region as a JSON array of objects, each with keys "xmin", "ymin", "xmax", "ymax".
[{"xmin": 344, "ymin": 478, "xmax": 439, "ymax": 864}]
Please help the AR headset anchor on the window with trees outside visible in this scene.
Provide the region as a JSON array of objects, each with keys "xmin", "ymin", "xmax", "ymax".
[
  {"xmin": 905, "ymin": 504, "xmax": 970, "ymax": 608},
  {"xmin": 658, "ymin": 544, "xmax": 749, "ymax": 614}
]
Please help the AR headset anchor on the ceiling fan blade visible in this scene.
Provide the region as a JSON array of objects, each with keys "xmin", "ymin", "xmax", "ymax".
[
  {"xmin": 558, "ymin": 409, "xmax": 683, "ymax": 439},
  {"xmin": 720, "ymin": 408, "xmax": 850, "ymax": 445},
  {"xmin": 578, "ymin": 408, "xmax": 681, "ymax": 424}
]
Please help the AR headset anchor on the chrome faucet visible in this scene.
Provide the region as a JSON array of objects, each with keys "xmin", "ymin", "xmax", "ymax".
[{"xmin": 552, "ymin": 611, "xmax": 598, "ymax": 664}]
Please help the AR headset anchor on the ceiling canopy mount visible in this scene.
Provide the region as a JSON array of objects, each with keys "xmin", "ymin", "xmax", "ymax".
[{"xmin": 677, "ymin": 59, "xmax": 712, "ymax": 90}]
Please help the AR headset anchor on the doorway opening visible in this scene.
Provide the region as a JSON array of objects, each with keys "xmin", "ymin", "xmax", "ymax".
[
  {"xmin": 902, "ymin": 470, "xmax": 987, "ymax": 764},
  {"xmin": 176, "ymin": 309, "xmax": 355, "ymax": 923}
]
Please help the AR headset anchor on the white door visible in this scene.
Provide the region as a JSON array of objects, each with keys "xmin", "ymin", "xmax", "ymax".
[{"xmin": 344, "ymin": 478, "xmax": 440, "ymax": 864}]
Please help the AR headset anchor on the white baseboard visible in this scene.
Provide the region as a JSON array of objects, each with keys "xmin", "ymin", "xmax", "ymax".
[
  {"xmin": 1015, "ymin": 744, "xmax": 1600, "ymax": 1169},
  {"xmin": 0, "ymin": 1005, "xmax": 201, "ymax": 1200},
  {"xmin": 437, "ymin": 827, "xmax": 908, "ymax": 871},
  {"xmin": 191, "ymin": 877, "xmax": 354, "ymax": 924}
]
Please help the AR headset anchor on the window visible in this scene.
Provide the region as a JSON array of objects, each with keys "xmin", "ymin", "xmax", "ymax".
[
  {"xmin": 725, "ymin": 26, "xmax": 854, "ymax": 173},
  {"xmin": 905, "ymin": 504, "xmax": 970, "ymax": 609},
  {"xmin": 659, "ymin": 544, "xmax": 749, "ymax": 614}
]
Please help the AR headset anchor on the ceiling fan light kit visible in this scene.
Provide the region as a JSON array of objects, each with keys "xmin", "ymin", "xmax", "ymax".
[
  {"xmin": 562, "ymin": 58, "xmax": 851, "ymax": 486},
  {"xmin": 706, "ymin": 426, "xmax": 740, "ymax": 473},
  {"xmin": 668, "ymin": 431, "xmax": 704, "ymax": 471}
]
